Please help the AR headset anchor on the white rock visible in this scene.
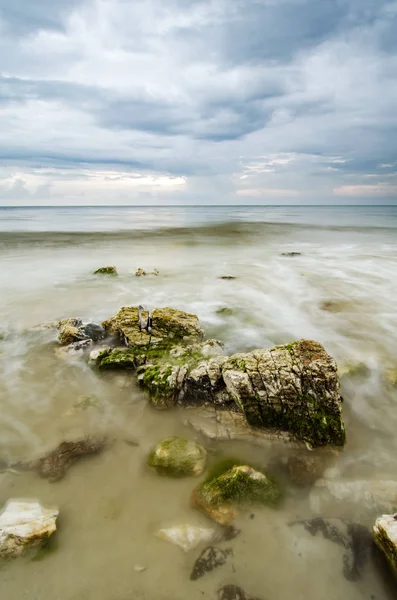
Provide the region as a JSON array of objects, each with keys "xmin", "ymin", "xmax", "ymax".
[
  {"xmin": 134, "ymin": 565, "xmax": 147, "ymax": 572},
  {"xmin": 0, "ymin": 500, "xmax": 59, "ymax": 558},
  {"xmin": 156, "ymin": 524, "xmax": 217, "ymax": 552},
  {"xmin": 373, "ymin": 513, "xmax": 397, "ymax": 574}
]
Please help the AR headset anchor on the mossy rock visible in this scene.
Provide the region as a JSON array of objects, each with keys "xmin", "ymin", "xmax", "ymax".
[
  {"xmin": 373, "ymin": 514, "xmax": 397, "ymax": 576},
  {"xmin": 192, "ymin": 464, "xmax": 282, "ymax": 525},
  {"xmin": 93, "ymin": 266, "xmax": 118, "ymax": 276},
  {"xmin": 338, "ymin": 362, "xmax": 370, "ymax": 379},
  {"xmin": 148, "ymin": 436, "xmax": 207, "ymax": 477}
]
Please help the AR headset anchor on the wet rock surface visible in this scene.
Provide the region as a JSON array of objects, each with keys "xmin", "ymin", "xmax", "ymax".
[
  {"xmin": 373, "ymin": 513, "xmax": 397, "ymax": 575},
  {"xmin": 155, "ymin": 524, "xmax": 217, "ymax": 552},
  {"xmin": 37, "ymin": 437, "xmax": 107, "ymax": 482},
  {"xmin": 57, "ymin": 319, "xmax": 106, "ymax": 346},
  {"xmin": 192, "ymin": 464, "xmax": 282, "ymax": 526},
  {"xmin": 148, "ymin": 436, "xmax": 207, "ymax": 477},
  {"xmin": 190, "ymin": 545, "xmax": 233, "ymax": 580},
  {"xmin": 217, "ymin": 585, "xmax": 262, "ymax": 600},
  {"xmin": 0, "ymin": 501, "xmax": 59, "ymax": 558},
  {"xmin": 93, "ymin": 266, "xmax": 118, "ymax": 276}
]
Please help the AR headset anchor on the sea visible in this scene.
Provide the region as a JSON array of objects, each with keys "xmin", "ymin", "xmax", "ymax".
[{"xmin": 0, "ymin": 204, "xmax": 396, "ymax": 599}]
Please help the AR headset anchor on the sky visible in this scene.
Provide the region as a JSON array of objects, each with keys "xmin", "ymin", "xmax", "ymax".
[{"xmin": 0, "ymin": 0, "xmax": 397, "ymax": 206}]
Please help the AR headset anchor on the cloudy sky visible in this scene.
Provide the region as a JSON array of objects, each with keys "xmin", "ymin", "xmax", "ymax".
[{"xmin": 0, "ymin": 0, "xmax": 396, "ymax": 205}]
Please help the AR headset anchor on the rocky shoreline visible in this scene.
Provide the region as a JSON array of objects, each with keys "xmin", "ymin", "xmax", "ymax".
[{"xmin": 1, "ymin": 303, "xmax": 396, "ymax": 588}]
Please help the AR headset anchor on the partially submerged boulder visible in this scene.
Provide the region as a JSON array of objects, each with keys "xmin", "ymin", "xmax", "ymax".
[
  {"xmin": 139, "ymin": 339, "xmax": 345, "ymax": 448},
  {"xmin": 102, "ymin": 306, "xmax": 203, "ymax": 348},
  {"xmin": 0, "ymin": 501, "xmax": 58, "ymax": 558},
  {"xmin": 373, "ymin": 514, "xmax": 397, "ymax": 575},
  {"xmin": 57, "ymin": 319, "xmax": 106, "ymax": 346},
  {"xmin": 148, "ymin": 437, "xmax": 207, "ymax": 477},
  {"xmin": 93, "ymin": 266, "xmax": 118, "ymax": 276},
  {"xmin": 192, "ymin": 464, "xmax": 282, "ymax": 526}
]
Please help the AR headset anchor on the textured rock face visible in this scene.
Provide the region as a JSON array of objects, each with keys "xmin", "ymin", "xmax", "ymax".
[
  {"xmin": 57, "ymin": 319, "xmax": 106, "ymax": 346},
  {"xmin": 102, "ymin": 306, "xmax": 204, "ymax": 347},
  {"xmin": 37, "ymin": 437, "xmax": 106, "ymax": 482},
  {"xmin": 156, "ymin": 524, "xmax": 217, "ymax": 552},
  {"xmin": 139, "ymin": 339, "xmax": 345, "ymax": 448},
  {"xmin": 148, "ymin": 437, "xmax": 207, "ymax": 477},
  {"xmin": 0, "ymin": 501, "xmax": 58, "ymax": 558},
  {"xmin": 373, "ymin": 514, "xmax": 397, "ymax": 575},
  {"xmin": 93, "ymin": 266, "xmax": 118, "ymax": 276},
  {"xmin": 192, "ymin": 464, "xmax": 282, "ymax": 526}
]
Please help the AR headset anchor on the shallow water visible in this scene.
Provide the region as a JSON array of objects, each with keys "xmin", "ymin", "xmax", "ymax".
[{"xmin": 0, "ymin": 206, "xmax": 396, "ymax": 599}]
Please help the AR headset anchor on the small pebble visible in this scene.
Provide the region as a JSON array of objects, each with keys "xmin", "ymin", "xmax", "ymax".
[{"xmin": 134, "ymin": 565, "xmax": 147, "ymax": 572}]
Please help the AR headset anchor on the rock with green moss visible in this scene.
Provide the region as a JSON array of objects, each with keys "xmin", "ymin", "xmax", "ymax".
[
  {"xmin": 102, "ymin": 306, "xmax": 203, "ymax": 348},
  {"xmin": 373, "ymin": 514, "xmax": 397, "ymax": 576},
  {"xmin": 139, "ymin": 339, "xmax": 345, "ymax": 448},
  {"xmin": 148, "ymin": 436, "xmax": 207, "ymax": 477},
  {"xmin": 338, "ymin": 362, "xmax": 370, "ymax": 379},
  {"xmin": 192, "ymin": 464, "xmax": 282, "ymax": 526},
  {"xmin": 57, "ymin": 319, "xmax": 106, "ymax": 346},
  {"xmin": 385, "ymin": 368, "xmax": 397, "ymax": 387},
  {"xmin": 93, "ymin": 266, "xmax": 118, "ymax": 276}
]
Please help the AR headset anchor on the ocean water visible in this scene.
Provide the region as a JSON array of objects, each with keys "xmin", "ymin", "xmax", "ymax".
[{"xmin": 0, "ymin": 205, "xmax": 396, "ymax": 599}]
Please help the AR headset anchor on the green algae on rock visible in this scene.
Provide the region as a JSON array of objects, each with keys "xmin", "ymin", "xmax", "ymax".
[
  {"xmin": 102, "ymin": 306, "xmax": 203, "ymax": 347},
  {"xmin": 373, "ymin": 514, "xmax": 397, "ymax": 576},
  {"xmin": 93, "ymin": 266, "xmax": 118, "ymax": 276},
  {"xmin": 192, "ymin": 464, "xmax": 282, "ymax": 525},
  {"xmin": 148, "ymin": 436, "xmax": 207, "ymax": 477}
]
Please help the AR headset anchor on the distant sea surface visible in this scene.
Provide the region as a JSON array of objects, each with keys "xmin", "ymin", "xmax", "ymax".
[{"xmin": 1, "ymin": 203, "xmax": 397, "ymax": 232}]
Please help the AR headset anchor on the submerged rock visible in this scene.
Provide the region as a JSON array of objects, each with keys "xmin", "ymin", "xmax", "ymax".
[
  {"xmin": 135, "ymin": 268, "xmax": 146, "ymax": 276},
  {"xmin": 192, "ymin": 465, "xmax": 282, "ymax": 526},
  {"xmin": 218, "ymin": 276, "xmax": 237, "ymax": 280},
  {"xmin": 338, "ymin": 362, "xmax": 370, "ymax": 379},
  {"xmin": 148, "ymin": 437, "xmax": 207, "ymax": 477},
  {"xmin": 93, "ymin": 266, "xmax": 118, "ymax": 276},
  {"xmin": 287, "ymin": 450, "xmax": 337, "ymax": 486},
  {"xmin": 37, "ymin": 437, "xmax": 106, "ymax": 482},
  {"xmin": 217, "ymin": 585, "xmax": 262, "ymax": 600},
  {"xmin": 64, "ymin": 395, "xmax": 104, "ymax": 416},
  {"xmin": 0, "ymin": 501, "xmax": 58, "ymax": 558},
  {"xmin": 190, "ymin": 545, "xmax": 233, "ymax": 580},
  {"xmin": 373, "ymin": 514, "xmax": 397, "ymax": 575},
  {"xmin": 290, "ymin": 518, "xmax": 372, "ymax": 581},
  {"xmin": 156, "ymin": 524, "xmax": 217, "ymax": 552},
  {"xmin": 281, "ymin": 252, "xmax": 301, "ymax": 257},
  {"xmin": 310, "ymin": 479, "xmax": 397, "ymax": 518}
]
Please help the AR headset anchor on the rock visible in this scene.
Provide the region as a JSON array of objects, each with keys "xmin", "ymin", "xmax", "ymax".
[
  {"xmin": 93, "ymin": 266, "xmax": 118, "ymax": 276},
  {"xmin": 148, "ymin": 437, "xmax": 207, "ymax": 477},
  {"xmin": 152, "ymin": 269, "xmax": 159, "ymax": 276},
  {"xmin": 185, "ymin": 407, "xmax": 303, "ymax": 448},
  {"xmin": 54, "ymin": 339, "xmax": 93, "ymax": 360},
  {"xmin": 217, "ymin": 585, "xmax": 262, "ymax": 600},
  {"xmin": 57, "ymin": 319, "xmax": 106, "ymax": 346},
  {"xmin": 140, "ymin": 339, "xmax": 345, "ymax": 448},
  {"xmin": 156, "ymin": 524, "xmax": 217, "ymax": 552},
  {"xmin": 287, "ymin": 450, "xmax": 337, "ymax": 486},
  {"xmin": 373, "ymin": 513, "xmax": 397, "ymax": 575},
  {"xmin": 338, "ymin": 362, "xmax": 370, "ymax": 379},
  {"xmin": 385, "ymin": 368, "xmax": 397, "ymax": 387},
  {"xmin": 135, "ymin": 268, "xmax": 146, "ymax": 276},
  {"xmin": 290, "ymin": 518, "xmax": 373, "ymax": 581},
  {"xmin": 134, "ymin": 565, "xmax": 147, "ymax": 572},
  {"xmin": 310, "ymin": 479, "xmax": 397, "ymax": 518},
  {"xmin": 192, "ymin": 465, "xmax": 282, "ymax": 526},
  {"xmin": 102, "ymin": 306, "xmax": 203, "ymax": 348},
  {"xmin": 216, "ymin": 307, "xmax": 236, "ymax": 316},
  {"xmin": 320, "ymin": 300, "xmax": 350, "ymax": 313},
  {"xmin": 94, "ymin": 347, "xmax": 143, "ymax": 370},
  {"xmin": 37, "ymin": 437, "xmax": 106, "ymax": 482},
  {"xmin": 0, "ymin": 501, "xmax": 58, "ymax": 558},
  {"xmin": 64, "ymin": 395, "xmax": 104, "ymax": 416},
  {"xmin": 218, "ymin": 276, "xmax": 237, "ymax": 280},
  {"xmin": 281, "ymin": 252, "xmax": 301, "ymax": 256},
  {"xmin": 190, "ymin": 545, "xmax": 233, "ymax": 580}
]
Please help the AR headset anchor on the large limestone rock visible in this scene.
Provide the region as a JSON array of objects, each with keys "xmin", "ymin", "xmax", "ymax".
[
  {"xmin": 102, "ymin": 306, "xmax": 203, "ymax": 348},
  {"xmin": 139, "ymin": 339, "xmax": 345, "ymax": 448},
  {"xmin": 373, "ymin": 513, "xmax": 397, "ymax": 575},
  {"xmin": 192, "ymin": 464, "xmax": 282, "ymax": 526},
  {"xmin": 148, "ymin": 437, "xmax": 207, "ymax": 477},
  {"xmin": 0, "ymin": 501, "xmax": 58, "ymax": 558}
]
